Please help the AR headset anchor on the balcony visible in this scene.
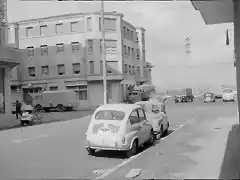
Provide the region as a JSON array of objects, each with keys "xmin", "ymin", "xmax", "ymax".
[
  {"xmin": 87, "ymin": 74, "xmax": 124, "ymax": 81},
  {"xmin": 0, "ymin": 47, "xmax": 24, "ymax": 68},
  {"xmin": 191, "ymin": 0, "xmax": 234, "ymax": 25}
]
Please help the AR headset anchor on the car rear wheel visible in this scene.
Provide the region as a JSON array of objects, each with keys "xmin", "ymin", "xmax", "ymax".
[
  {"xmin": 126, "ymin": 140, "xmax": 138, "ymax": 158},
  {"xmin": 164, "ymin": 122, "xmax": 169, "ymax": 136},
  {"xmin": 86, "ymin": 148, "xmax": 96, "ymax": 155}
]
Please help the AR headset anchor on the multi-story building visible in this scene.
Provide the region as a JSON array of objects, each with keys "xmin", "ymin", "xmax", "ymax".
[
  {"xmin": 0, "ymin": 1, "xmax": 24, "ymax": 114},
  {"xmin": 10, "ymin": 11, "xmax": 152, "ymax": 108}
]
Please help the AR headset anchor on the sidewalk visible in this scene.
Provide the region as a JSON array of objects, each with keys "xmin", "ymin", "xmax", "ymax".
[
  {"xmin": 0, "ymin": 110, "xmax": 93, "ymax": 131},
  {"xmin": 0, "ymin": 113, "xmax": 20, "ymax": 130},
  {"xmin": 104, "ymin": 116, "xmax": 239, "ymax": 179}
]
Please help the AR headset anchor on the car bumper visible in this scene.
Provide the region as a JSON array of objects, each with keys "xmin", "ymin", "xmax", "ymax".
[
  {"xmin": 84, "ymin": 140, "xmax": 131, "ymax": 151},
  {"xmin": 204, "ymin": 99, "xmax": 215, "ymax": 103},
  {"xmin": 223, "ymin": 97, "xmax": 234, "ymax": 101}
]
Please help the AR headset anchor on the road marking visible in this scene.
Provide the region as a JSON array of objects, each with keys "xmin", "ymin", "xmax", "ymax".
[
  {"xmin": 94, "ymin": 118, "xmax": 196, "ymax": 179},
  {"xmin": 11, "ymin": 134, "xmax": 50, "ymax": 144}
]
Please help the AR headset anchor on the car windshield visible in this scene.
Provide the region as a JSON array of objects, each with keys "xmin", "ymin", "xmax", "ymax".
[
  {"xmin": 223, "ymin": 89, "xmax": 233, "ymax": 93},
  {"xmin": 138, "ymin": 103, "xmax": 161, "ymax": 113},
  {"xmin": 95, "ymin": 110, "xmax": 125, "ymax": 120},
  {"xmin": 205, "ymin": 93, "xmax": 213, "ymax": 97}
]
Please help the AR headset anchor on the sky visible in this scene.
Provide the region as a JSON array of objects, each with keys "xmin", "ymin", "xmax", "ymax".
[{"xmin": 7, "ymin": 0, "xmax": 236, "ymax": 91}]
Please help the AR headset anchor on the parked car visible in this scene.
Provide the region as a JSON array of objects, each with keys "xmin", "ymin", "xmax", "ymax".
[
  {"xmin": 203, "ymin": 93, "xmax": 216, "ymax": 103},
  {"xmin": 135, "ymin": 100, "xmax": 169, "ymax": 140},
  {"xmin": 215, "ymin": 93, "xmax": 223, "ymax": 99},
  {"xmin": 84, "ymin": 104, "xmax": 154, "ymax": 158},
  {"xmin": 222, "ymin": 89, "xmax": 235, "ymax": 102}
]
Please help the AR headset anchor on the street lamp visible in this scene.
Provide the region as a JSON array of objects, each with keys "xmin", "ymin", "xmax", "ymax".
[
  {"xmin": 226, "ymin": 29, "xmax": 236, "ymax": 67},
  {"xmin": 100, "ymin": 0, "xmax": 107, "ymax": 104}
]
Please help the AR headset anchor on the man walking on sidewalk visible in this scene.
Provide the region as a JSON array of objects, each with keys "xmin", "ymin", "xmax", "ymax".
[{"xmin": 16, "ymin": 100, "xmax": 22, "ymax": 119}]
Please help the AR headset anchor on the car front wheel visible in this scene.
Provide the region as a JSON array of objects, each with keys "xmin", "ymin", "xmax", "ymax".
[
  {"xmin": 147, "ymin": 130, "xmax": 154, "ymax": 145},
  {"xmin": 86, "ymin": 148, "xmax": 96, "ymax": 155}
]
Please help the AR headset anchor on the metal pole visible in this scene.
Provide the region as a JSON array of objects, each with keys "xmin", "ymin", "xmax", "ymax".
[{"xmin": 100, "ymin": 0, "xmax": 107, "ymax": 104}]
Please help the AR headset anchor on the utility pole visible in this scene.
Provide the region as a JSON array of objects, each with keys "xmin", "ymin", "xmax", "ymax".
[{"xmin": 100, "ymin": 0, "xmax": 107, "ymax": 104}]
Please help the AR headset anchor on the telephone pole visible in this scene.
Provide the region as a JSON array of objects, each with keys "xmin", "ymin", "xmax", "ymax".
[{"xmin": 100, "ymin": 0, "xmax": 107, "ymax": 104}]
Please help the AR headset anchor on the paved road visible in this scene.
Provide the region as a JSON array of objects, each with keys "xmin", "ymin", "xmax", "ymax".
[{"xmin": 0, "ymin": 99, "xmax": 237, "ymax": 179}]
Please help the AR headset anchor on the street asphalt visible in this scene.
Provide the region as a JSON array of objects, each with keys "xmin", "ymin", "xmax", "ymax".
[{"xmin": 0, "ymin": 99, "xmax": 237, "ymax": 179}]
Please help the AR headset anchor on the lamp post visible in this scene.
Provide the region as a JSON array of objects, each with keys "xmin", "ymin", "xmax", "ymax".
[
  {"xmin": 100, "ymin": 0, "xmax": 107, "ymax": 104},
  {"xmin": 185, "ymin": 37, "xmax": 192, "ymax": 88}
]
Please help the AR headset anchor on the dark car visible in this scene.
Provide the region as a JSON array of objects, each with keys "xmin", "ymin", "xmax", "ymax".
[{"xmin": 203, "ymin": 93, "xmax": 216, "ymax": 103}]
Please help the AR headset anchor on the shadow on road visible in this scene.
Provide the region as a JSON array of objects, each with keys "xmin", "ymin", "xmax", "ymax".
[
  {"xmin": 219, "ymin": 124, "xmax": 240, "ymax": 179},
  {"xmin": 92, "ymin": 129, "xmax": 175, "ymax": 159}
]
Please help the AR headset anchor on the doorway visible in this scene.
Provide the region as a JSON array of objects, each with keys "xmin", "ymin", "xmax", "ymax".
[{"xmin": 0, "ymin": 68, "xmax": 5, "ymax": 113}]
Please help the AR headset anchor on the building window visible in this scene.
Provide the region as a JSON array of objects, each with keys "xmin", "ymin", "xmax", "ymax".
[
  {"xmin": 89, "ymin": 61, "xmax": 94, "ymax": 74},
  {"xmin": 132, "ymin": 48, "xmax": 134, "ymax": 57},
  {"xmin": 130, "ymin": 31, "xmax": 133, "ymax": 40},
  {"xmin": 124, "ymin": 45, "xmax": 127, "ymax": 56},
  {"xmin": 40, "ymin": 25, "xmax": 47, "ymax": 36},
  {"xmin": 40, "ymin": 45, "xmax": 48, "ymax": 56},
  {"xmin": 26, "ymin": 27, "xmax": 33, "ymax": 37},
  {"xmin": 123, "ymin": 26, "xmax": 126, "ymax": 37},
  {"xmin": 57, "ymin": 64, "xmax": 65, "ymax": 75},
  {"xmin": 137, "ymin": 66, "xmax": 140, "ymax": 76},
  {"xmin": 28, "ymin": 67, "xmax": 35, "ymax": 77},
  {"xmin": 99, "ymin": 18, "xmax": 116, "ymax": 31},
  {"xmin": 41, "ymin": 66, "xmax": 49, "ymax": 76},
  {"xmin": 100, "ymin": 60, "xmax": 103, "ymax": 75},
  {"xmin": 106, "ymin": 61, "xmax": 118, "ymax": 74},
  {"xmin": 56, "ymin": 43, "xmax": 64, "ymax": 53},
  {"xmin": 72, "ymin": 85, "xmax": 88, "ymax": 100},
  {"xmin": 127, "ymin": 29, "xmax": 129, "ymax": 38},
  {"xmin": 128, "ymin": 47, "xmax": 131, "ymax": 56},
  {"xmin": 132, "ymin": 66, "xmax": 135, "ymax": 75},
  {"xmin": 88, "ymin": 39, "xmax": 93, "ymax": 53},
  {"xmin": 124, "ymin": 64, "xmax": 128, "ymax": 74},
  {"xmin": 87, "ymin": 17, "xmax": 92, "ymax": 31},
  {"xmin": 56, "ymin": 23, "xmax": 64, "ymax": 34},
  {"xmin": 72, "ymin": 63, "xmax": 80, "ymax": 74},
  {"xmin": 107, "ymin": 83, "xmax": 112, "ymax": 99},
  {"xmin": 50, "ymin": 86, "xmax": 58, "ymax": 91},
  {"xmin": 129, "ymin": 65, "xmax": 131, "ymax": 74},
  {"xmin": 137, "ymin": 49, "xmax": 140, "ymax": 60},
  {"xmin": 27, "ymin": 46, "xmax": 34, "ymax": 57},
  {"xmin": 100, "ymin": 39, "xmax": 117, "ymax": 54},
  {"xmin": 71, "ymin": 42, "xmax": 80, "ymax": 51},
  {"xmin": 70, "ymin": 21, "xmax": 79, "ymax": 32},
  {"xmin": 136, "ymin": 32, "xmax": 139, "ymax": 43},
  {"xmin": 142, "ymin": 33, "xmax": 145, "ymax": 43}
]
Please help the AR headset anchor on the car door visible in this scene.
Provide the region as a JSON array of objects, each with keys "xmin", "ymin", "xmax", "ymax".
[
  {"xmin": 138, "ymin": 108, "xmax": 151, "ymax": 143},
  {"xmin": 128, "ymin": 109, "xmax": 142, "ymax": 144}
]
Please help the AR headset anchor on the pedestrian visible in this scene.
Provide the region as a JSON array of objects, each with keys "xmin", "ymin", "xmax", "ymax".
[{"xmin": 16, "ymin": 100, "xmax": 22, "ymax": 119}]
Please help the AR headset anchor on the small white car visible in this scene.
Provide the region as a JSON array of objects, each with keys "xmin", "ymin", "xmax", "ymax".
[
  {"xmin": 84, "ymin": 104, "xmax": 154, "ymax": 158},
  {"xmin": 222, "ymin": 89, "xmax": 235, "ymax": 102},
  {"xmin": 135, "ymin": 100, "xmax": 169, "ymax": 140}
]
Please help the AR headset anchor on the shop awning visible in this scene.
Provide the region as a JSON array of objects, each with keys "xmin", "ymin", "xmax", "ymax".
[
  {"xmin": 191, "ymin": 0, "xmax": 234, "ymax": 25},
  {"xmin": 120, "ymin": 80, "xmax": 136, "ymax": 86}
]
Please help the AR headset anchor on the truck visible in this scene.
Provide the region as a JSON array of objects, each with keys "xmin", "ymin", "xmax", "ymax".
[
  {"xmin": 33, "ymin": 90, "xmax": 78, "ymax": 112},
  {"xmin": 125, "ymin": 84, "xmax": 156, "ymax": 103},
  {"xmin": 174, "ymin": 88, "xmax": 194, "ymax": 103}
]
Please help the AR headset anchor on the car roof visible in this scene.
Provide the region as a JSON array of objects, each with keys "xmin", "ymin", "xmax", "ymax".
[{"xmin": 96, "ymin": 103, "xmax": 142, "ymax": 114}]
